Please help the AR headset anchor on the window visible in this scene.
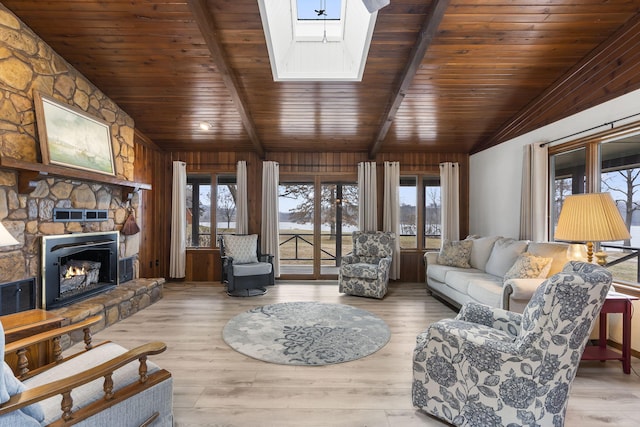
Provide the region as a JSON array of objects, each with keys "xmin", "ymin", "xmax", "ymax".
[
  {"xmin": 550, "ymin": 148, "xmax": 586, "ymax": 236},
  {"xmin": 186, "ymin": 175, "xmax": 212, "ymax": 248},
  {"xmin": 550, "ymin": 133, "xmax": 640, "ymax": 285},
  {"xmin": 216, "ymin": 175, "xmax": 238, "ymax": 239},
  {"xmin": 297, "ymin": 0, "xmax": 342, "ymax": 20},
  {"xmin": 391, "ymin": 175, "xmax": 441, "ymax": 250},
  {"xmin": 423, "ymin": 177, "xmax": 441, "ymax": 250},
  {"xmin": 598, "ymin": 140, "xmax": 640, "ymax": 283},
  {"xmin": 399, "ymin": 177, "xmax": 417, "ymax": 248},
  {"xmin": 186, "ymin": 174, "xmax": 237, "ymax": 248}
]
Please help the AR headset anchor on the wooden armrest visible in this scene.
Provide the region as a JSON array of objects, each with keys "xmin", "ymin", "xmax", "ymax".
[
  {"xmin": 4, "ymin": 315, "xmax": 103, "ymax": 355},
  {"xmin": 0, "ymin": 341, "xmax": 167, "ymax": 416}
]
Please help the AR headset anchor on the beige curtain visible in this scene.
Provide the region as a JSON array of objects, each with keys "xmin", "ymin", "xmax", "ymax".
[
  {"xmin": 358, "ymin": 162, "xmax": 377, "ymax": 231},
  {"xmin": 520, "ymin": 143, "xmax": 549, "ymax": 241},
  {"xmin": 170, "ymin": 161, "xmax": 186, "ymax": 278},
  {"xmin": 236, "ymin": 160, "xmax": 248, "ymax": 235},
  {"xmin": 383, "ymin": 161, "xmax": 401, "ymax": 280},
  {"xmin": 261, "ymin": 161, "xmax": 280, "ymax": 277},
  {"xmin": 440, "ymin": 162, "xmax": 460, "ymax": 242}
]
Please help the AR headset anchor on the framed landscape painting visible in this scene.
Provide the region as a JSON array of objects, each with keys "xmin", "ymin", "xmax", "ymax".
[{"xmin": 34, "ymin": 91, "xmax": 115, "ymax": 176}]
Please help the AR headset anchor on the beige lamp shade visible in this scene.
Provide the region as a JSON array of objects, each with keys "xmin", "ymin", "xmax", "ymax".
[
  {"xmin": 554, "ymin": 192, "xmax": 630, "ymax": 262},
  {"xmin": 0, "ymin": 221, "xmax": 19, "ymax": 247}
]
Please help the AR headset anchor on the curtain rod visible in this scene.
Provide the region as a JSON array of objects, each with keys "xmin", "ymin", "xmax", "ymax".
[{"xmin": 540, "ymin": 111, "xmax": 640, "ymax": 147}]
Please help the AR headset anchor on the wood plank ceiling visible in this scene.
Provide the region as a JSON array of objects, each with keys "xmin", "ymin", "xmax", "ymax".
[{"xmin": 3, "ymin": 0, "xmax": 640, "ymax": 157}]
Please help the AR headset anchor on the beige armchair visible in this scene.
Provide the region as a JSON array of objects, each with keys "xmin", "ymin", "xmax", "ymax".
[{"xmin": 0, "ymin": 315, "xmax": 173, "ymax": 426}]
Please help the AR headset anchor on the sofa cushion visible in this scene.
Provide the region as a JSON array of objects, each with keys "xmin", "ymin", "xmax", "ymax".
[
  {"xmin": 340, "ymin": 262, "xmax": 379, "ymax": 280},
  {"xmin": 485, "ymin": 238, "xmax": 528, "ymax": 277},
  {"xmin": 232, "ymin": 262, "xmax": 272, "ymax": 277},
  {"xmin": 446, "ymin": 271, "xmax": 497, "ymax": 295},
  {"xmin": 427, "ymin": 264, "xmax": 481, "ymax": 283},
  {"xmin": 353, "ymin": 231, "xmax": 394, "ymax": 258},
  {"xmin": 467, "ymin": 276, "xmax": 504, "ymax": 307},
  {"xmin": 223, "ymin": 234, "xmax": 258, "ymax": 264},
  {"xmin": 527, "ymin": 242, "xmax": 570, "ymax": 277},
  {"xmin": 466, "ymin": 236, "xmax": 501, "ymax": 270},
  {"xmin": 437, "ymin": 239, "xmax": 472, "ymax": 268}
]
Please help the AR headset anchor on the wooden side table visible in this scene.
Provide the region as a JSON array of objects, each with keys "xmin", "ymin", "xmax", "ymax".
[
  {"xmin": 581, "ymin": 291, "xmax": 638, "ymax": 374},
  {"xmin": 1, "ymin": 309, "xmax": 66, "ymax": 375}
]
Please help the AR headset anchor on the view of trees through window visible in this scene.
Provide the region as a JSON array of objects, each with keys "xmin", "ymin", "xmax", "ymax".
[
  {"xmin": 186, "ymin": 175, "xmax": 212, "ymax": 247},
  {"xmin": 424, "ymin": 177, "xmax": 441, "ymax": 249},
  {"xmin": 551, "ymin": 139, "xmax": 639, "ymax": 284},
  {"xmin": 186, "ymin": 174, "xmax": 237, "ymax": 248},
  {"xmin": 278, "ymin": 183, "xmax": 358, "ymax": 272},
  {"xmin": 551, "ymin": 148, "xmax": 586, "ymax": 233},
  {"xmin": 216, "ymin": 175, "xmax": 237, "ymax": 238},
  {"xmin": 185, "ymin": 172, "xmax": 443, "ymax": 274},
  {"xmin": 600, "ymin": 141, "xmax": 640, "ymax": 283},
  {"xmin": 400, "ymin": 177, "xmax": 417, "ymax": 248}
]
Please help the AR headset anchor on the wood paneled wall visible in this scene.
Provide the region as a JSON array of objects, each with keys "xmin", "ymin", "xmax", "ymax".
[
  {"xmin": 135, "ymin": 130, "xmax": 171, "ymax": 279},
  {"xmin": 141, "ymin": 149, "xmax": 469, "ymax": 282}
]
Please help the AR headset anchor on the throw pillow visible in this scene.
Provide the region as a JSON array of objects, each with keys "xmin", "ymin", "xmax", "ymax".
[
  {"xmin": 223, "ymin": 234, "xmax": 258, "ymax": 264},
  {"xmin": 484, "ymin": 238, "xmax": 528, "ymax": 277},
  {"xmin": 437, "ymin": 239, "xmax": 473, "ymax": 268},
  {"xmin": 527, "ymin": 242, "xmax": 571, "ymax": 277},
  {"xmin": 466, "ymin": 236, "xmax": 501, "ymax": 270},
  {"xmin": 504, "ymin": 252, "xmax": 553, "ymax": 281}
]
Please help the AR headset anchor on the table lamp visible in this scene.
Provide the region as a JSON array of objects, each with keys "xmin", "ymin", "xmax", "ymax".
[
  {"xmin": 554, "ymin": 192, "xmax": 631, "ymax": 264},
  {"xmin": 0, "ymin": 221, "xmax": 18, "ymax": 247}
]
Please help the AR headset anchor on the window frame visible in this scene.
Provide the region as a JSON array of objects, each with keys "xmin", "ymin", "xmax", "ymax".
[
  {"xmin": 423, "ymin": 176, "xmax": 441, "ymax": 250},
  {"xmin": 215, "ymin": 174, "xmax": 238, "ymax": 242},
  {"xmin": 399, "ymin": 175, "xmax": 418, "ymax": 249},
  {"xmin": 186, "ymin": 174, "xmax": 213, "ymax": 248},
  {"xmin": 548, "ymin": 121, "xmax": 640, "ymax": 289},
  {"xmin": 394, "ymin": 174, "xmax": 441, "ymax": 251}
]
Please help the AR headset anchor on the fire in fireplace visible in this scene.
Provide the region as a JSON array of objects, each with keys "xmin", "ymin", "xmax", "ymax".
[{"xmin": 41, "ymin": 232, "xmax": 119, "ymax": 309}]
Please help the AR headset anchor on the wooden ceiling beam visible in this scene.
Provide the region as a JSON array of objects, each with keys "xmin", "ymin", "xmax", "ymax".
[
  {"xmin": 368, "ymin": 0, "xmax": 450, "ymax": 158},
  {"xmin": 187, "ymin": 0, "xmax": 265, "ymax": 158}
]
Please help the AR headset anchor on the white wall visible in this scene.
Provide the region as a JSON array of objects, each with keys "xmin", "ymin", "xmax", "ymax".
[{"xmin": 469, "ymin": 88, "xmax": 640, "ymax": 238}]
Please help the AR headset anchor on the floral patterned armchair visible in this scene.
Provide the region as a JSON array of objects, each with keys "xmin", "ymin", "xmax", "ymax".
[
  {"xmin": 338, "ymin": 231, "xmax": 395, "ymax": 299},
  {"xmin": 412, "ymin": 261, "xmax": 612, "ymax": 427}
]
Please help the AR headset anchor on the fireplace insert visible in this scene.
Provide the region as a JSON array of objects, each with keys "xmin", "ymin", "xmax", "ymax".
[{"xmin": 41, "ymin": 232, "xmax": 119, "ymax": 309}]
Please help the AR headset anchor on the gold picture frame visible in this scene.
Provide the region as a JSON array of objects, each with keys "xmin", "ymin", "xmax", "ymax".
[{"xmin": 34, "ymin": 91, "xmax": 115, "ymax": 176}]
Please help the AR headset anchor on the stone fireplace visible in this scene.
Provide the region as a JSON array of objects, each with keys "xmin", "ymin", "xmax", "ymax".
[{"xmin": 41, "ymin": 232, "xmax": 119, "ymax": 309}]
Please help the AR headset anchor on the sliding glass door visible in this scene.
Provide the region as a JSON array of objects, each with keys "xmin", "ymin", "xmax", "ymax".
[
  {"xmin": 278, "ymin": 179, "xmax": 357, "ymax": 278},
  {"xmin": 279, "ymin": 182, "xmax": 315, "ymax": 276},
  {"xmin": 320, "ymin": 182, "xmax": 358, "ymax": 276}
]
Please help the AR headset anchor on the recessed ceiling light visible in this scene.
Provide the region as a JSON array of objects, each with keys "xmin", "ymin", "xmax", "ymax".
[{"xmin": 199, "ymin": 122, "xmax": 212, "ymax": 131}]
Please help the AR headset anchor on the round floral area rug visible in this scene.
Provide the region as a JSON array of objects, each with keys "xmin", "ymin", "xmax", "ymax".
[{"xmin": 222, "ymin": 301, "xmax": 391, "ymax": 366}]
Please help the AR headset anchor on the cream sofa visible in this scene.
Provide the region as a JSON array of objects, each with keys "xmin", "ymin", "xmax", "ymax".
[{"xmin": 425, "ymin": 236, "xmax": 571, "ymax": 312}]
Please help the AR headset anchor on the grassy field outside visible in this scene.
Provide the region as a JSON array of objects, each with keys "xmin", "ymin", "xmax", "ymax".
[
  {"xmin": 603, "ymin": 251, "xmax": 639, "ymax": 284},
  {"xmin": 278, "ymin": 229, "xmax": 442, "ymax": 266}
]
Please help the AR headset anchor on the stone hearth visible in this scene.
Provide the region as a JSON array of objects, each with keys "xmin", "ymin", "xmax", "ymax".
[{"xmin": 51, "ymin": 277, "xmax": 164, "ymax": 350}]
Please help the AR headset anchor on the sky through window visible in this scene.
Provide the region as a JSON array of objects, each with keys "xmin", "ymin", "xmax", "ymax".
[{"xmin": 297, "ymin": 0, "xmax": 342, "ymax": 20}]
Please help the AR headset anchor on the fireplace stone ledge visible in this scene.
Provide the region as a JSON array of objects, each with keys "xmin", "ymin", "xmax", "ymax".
[{"xmin": 50, "ymin": 277, "xmax": 165, "ymax": 350}]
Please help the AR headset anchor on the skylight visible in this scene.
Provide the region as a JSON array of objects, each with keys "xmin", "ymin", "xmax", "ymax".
[
  {"xmin": 258, "ymin": 0, "xmax": 379, "ymax": 81},
  {"xmin": 297, "ymin": 0, "xmax": 342, "ymax": 20}
]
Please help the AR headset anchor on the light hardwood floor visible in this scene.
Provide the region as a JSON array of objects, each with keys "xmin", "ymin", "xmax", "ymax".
[{"xmin": 73, "ymin": 281, "xmax": 640, "ymax": 427}]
